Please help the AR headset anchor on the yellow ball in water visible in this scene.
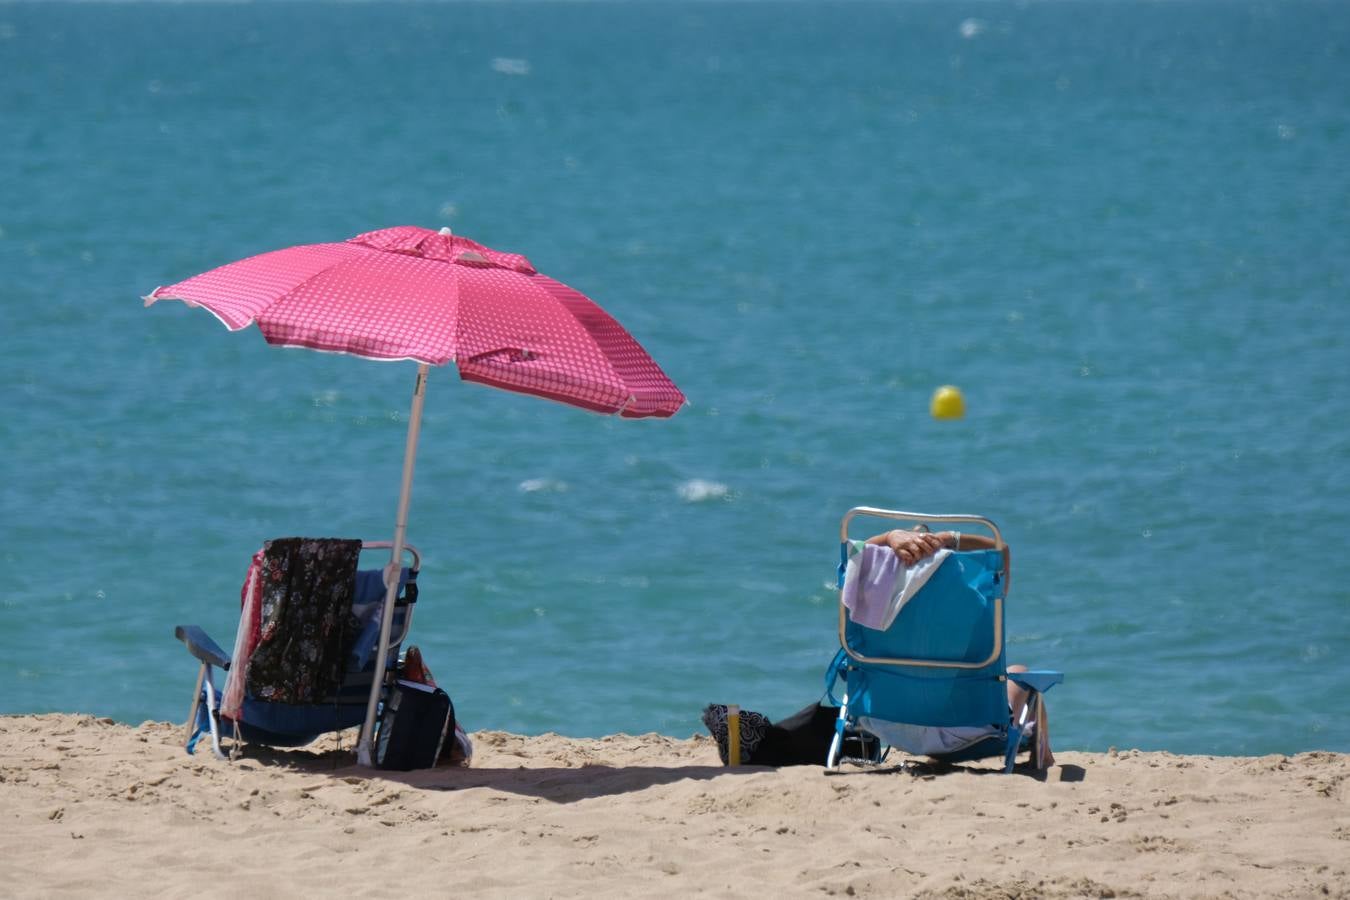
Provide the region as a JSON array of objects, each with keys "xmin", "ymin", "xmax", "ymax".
[{"xmin": 930, "ymin": 385, "xmax": 966, "ymax": 420}]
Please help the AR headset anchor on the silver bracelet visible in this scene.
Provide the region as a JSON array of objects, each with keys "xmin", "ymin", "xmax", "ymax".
[{"xmin": 950, "ymin": 531, "xmax": 961, "ymax": 550}]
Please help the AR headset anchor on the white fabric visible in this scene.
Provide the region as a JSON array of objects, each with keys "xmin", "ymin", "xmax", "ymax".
[
  {"xmin": 219, "ymin": 562, "xmax": 260, "ymax": 722},
  {"xmin": 841, "ymin": 543, "xmax": 952, "ymax": 630},
  {"xmin": 857, "ymin": 717, "xmax": 998, "ymax": 756}
]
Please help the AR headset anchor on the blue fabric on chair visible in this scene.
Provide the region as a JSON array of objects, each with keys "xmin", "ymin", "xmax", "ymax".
[
  {"xmin": 843, "ymin": 551, "xmax": 1008, "ymax": 731},
  {"xmin": 1009, "ymin": 670, "xmax": 1065, "ymax": 694},
  {"xmin": 352, "ymin": 567, "xmax": 412, "ymax": 608},
  {"xmin": 347, "ymin": 567, "xmax": 416, "ymax": 672}
]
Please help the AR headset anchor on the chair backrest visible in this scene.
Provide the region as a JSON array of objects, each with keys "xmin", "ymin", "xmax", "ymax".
[
  {"xmin": 835, "ymin": 507, "xmax": 1011, "ymax": 732},
  {"xmin": 843, "ymin": 549, "xmax": 1009, "ymax": 730}
]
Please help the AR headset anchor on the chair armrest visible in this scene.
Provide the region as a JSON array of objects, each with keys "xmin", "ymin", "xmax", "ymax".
[
  {"xmin": 1009, "ymin": 670, "xmax": 1063, "ymax": 693},
  {"xmin": 175, "ymin": 625, "xmax": 230, "ymax": 669}
]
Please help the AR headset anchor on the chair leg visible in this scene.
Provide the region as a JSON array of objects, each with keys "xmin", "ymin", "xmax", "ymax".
[
  {"xmin": 184, "ymin": 663, "xmax": 207, "ymax": 750},
  {"xmin": 201, "ymin": 673, "xmax": 228, "ymax": 760},
  {"xmin": 1003, "ymin": 723, "xmax": 1023, "ymax": 773},
  {"xmin": 1004, "ymin": 695, "xmax": 1036, "ymax": 773},
  {"xmin": 825, "ymin": 694, "xmax": 849, "ymax": 770}
]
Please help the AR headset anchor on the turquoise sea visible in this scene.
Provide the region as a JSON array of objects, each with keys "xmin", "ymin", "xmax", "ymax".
[{"xmin": 3, "ymin": 0, "xmax": 1347, "ymax": 756}]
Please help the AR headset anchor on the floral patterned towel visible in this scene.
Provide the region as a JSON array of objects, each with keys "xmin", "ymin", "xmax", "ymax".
[{"xmin": 233, "ymin": 537, "xmax": 364, "ymax": 708}]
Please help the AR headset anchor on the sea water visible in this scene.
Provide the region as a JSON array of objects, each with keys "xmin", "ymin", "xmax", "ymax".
[{"xmin": 2, "ymin": 0, "xmax": 1347, "ymax": 756}]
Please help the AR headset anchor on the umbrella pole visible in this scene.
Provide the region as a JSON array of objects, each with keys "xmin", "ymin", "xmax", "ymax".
[{"xmin": 356, "ymin": 363, "xmax": 430, "ymax": 767}]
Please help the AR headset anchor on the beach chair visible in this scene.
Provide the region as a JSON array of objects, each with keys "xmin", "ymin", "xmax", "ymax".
[
  {"xmin": 824, "ymin": 507, "xmax": 1062, "ymax": 773},
  {"xmin": 175, "ymin": 538, "xmax": 420, "ymax": 759}
]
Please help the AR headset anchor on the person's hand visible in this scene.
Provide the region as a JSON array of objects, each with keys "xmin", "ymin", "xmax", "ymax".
[{"xmin": 884, "ymin": 528, "xmax": 945, "ymax": 566}]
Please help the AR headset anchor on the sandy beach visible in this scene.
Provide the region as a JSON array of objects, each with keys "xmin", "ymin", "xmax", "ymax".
[{"xmin": 0, "ymin": 714, "xmax": 1345, "ymax": 899}]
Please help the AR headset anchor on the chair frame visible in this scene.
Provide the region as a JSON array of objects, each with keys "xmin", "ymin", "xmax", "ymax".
[
  {"xmin": 827, "ymin": 508, "xmax": 1057, "ymax": 773},
  {"xmin": 180, "ymin": 541, "xmax": 421, "ymax": 760}
]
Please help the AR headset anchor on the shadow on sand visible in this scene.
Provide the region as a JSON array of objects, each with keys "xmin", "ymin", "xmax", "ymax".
[
  {"xmin": 234, "ymin": 743, "xmax": 770, "ymax": 803},
  {"xmin": 228, "ymin": 742, "xmax": 1086, "ymax": 802}
]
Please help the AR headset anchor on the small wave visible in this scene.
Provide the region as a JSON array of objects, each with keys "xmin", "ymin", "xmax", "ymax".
[
  {"xmin": 677, "ymin": 479, "xmax": 729, "ymax": 502},
  {"xmin": 518, "ymin": 477, "xmax": 568, "ymax": 494},
  {"xmin": 491, "ymin": 57, "xmax": 531, "ymax": 76},
  {"xmin": 959, "ymin": 18, "xmax": 985, "ymax": 39},
  {"xmin": 311, "ymin": 389, "xmax": 339, "ymax": 408}
]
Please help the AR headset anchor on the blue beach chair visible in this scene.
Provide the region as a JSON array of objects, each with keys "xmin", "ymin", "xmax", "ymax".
[
  {"xmin": 175, "ymin": 539, "xmax": 420, "ymax": 759},
  {"xmin": 824, "ymin": 508, "xmax": 1062, "ymax": 773}
]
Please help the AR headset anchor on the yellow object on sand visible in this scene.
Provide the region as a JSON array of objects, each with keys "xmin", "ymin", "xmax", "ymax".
[
  {"xmin": 727, "ymin": 705, "xmax": 740, "ymax": 766},
  {"xmin": 930, "ymin": 385, "xmax": 966, "ymax": 420}
]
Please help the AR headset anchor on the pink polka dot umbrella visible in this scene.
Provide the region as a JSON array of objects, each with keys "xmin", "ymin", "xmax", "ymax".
[{"xmin": 145, "ymin": 225, "xmax": 686, "ymax": 764}]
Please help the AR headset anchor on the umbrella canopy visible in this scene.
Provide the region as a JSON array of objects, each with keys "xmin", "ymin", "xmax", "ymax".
[
  {"xmin": 146, "ymin": 225, "xmax": 686, "ymax": 418},
  {"xmin": 146, "ymin": 225, "xmax": 685, "ymax": 765}
]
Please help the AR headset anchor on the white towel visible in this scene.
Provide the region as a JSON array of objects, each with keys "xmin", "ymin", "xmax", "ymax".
[
  {"xmin": 219, "ymin": 550, "xmax": 264, "ymax": 722},
  {"xmin": 842, "ymin": 543, "xmax": 952, "ymax": 631}
]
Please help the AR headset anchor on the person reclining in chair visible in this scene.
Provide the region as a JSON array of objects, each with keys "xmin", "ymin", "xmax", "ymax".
[{"xmin": 703, "ymin": 527, "xmax": 1038, "ymax": 766}]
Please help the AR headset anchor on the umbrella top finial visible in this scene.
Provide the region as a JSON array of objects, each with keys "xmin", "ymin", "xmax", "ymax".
[
  {"xmin": 348, "ymin": 226, "xmax": 538, "ymax": 275},
  {"xmin": 438, "ymin": 227, "xmax": 453, "ymax": 236}
]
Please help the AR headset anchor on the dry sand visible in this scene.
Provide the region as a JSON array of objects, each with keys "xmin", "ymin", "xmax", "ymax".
[{"xmin": 1, "ymin": 714, "xmax": 1346, "ymax": 899}]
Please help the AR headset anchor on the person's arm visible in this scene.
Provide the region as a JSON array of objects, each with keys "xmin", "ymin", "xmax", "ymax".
[
  {"xmin": 865, "ymin": 527, "xmax": 1011, "ymax": 572},
  {"xmin": 865, "ymin": 528, "xmax": 945, "ymax": 566}
]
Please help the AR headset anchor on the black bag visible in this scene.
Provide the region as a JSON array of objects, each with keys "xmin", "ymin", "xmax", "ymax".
[
  {"xmin": 745, "ymin": 702, "xmax": 842, "ymax": 766},
  {"xmin": 375, "ymin": 679, "xmax": 453, "ymax": 771}
]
